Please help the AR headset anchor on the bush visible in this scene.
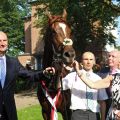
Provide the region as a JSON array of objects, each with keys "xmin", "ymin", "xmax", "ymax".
[{"xmin": 15, "ymin": 78, "xmax": 37, "ymax": 93}]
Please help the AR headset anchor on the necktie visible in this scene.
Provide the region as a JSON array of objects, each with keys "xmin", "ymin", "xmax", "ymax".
[
  {"xmin": 0, "ymin": 60, "xmax": 2, "ymax": 80},
  {"xmin": 86, "ymin": 72, "xmax": 94, "ymax": 110},
  {"xmin": 0, "ymin": 58, "xmax": 5, "ymax": 88}
]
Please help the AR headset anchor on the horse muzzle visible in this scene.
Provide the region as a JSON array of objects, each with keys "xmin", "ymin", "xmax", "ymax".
[{"xmin": 63, "ymin": 48, "xmax": 76, "ymax": 64}]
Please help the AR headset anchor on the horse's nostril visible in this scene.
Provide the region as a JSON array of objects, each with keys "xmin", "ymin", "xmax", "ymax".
[
  {"xmin": 64, "ymin": 52, "xmax": 70, "ymax": 57},
  {"xmin": 64, "ymin": 51, "xmax": 75, "ymax": 58}
]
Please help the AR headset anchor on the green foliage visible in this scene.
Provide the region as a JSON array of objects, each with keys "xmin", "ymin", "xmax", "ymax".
[
  {"xmin": 35, "ymin": 0, "xmax": 120, "ymax": 54},
  {"xmin": 1, "ymin": 0, "xmax": 119, "ymax": 56},
  {"xmin": 15, "ymin": 78, "xmax": 26, "ymax": 93},
  {"xmin": 0, "ymin": 0, "xmax": 30, "ymax": 56},
  {"xmin": 116, "ymin": 46, "xmax": 120, "ymax": 50},
  {"xmin": 15, "ymin": 77, "xmax": 37, "ymax": 93},
  {"xmin": 17, "ymin": 105, "xmax": 63, "ymax": 120}
]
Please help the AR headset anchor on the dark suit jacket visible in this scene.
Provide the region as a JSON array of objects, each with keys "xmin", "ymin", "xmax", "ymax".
[{"xmin": 0, "ymin": 55, "xmax": 45, "ymax": 120}]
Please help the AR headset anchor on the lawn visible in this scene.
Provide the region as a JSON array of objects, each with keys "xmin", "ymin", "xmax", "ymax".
[{"xmin": 17, "ymin": 105, "xmax": 63, "ymax": 120}]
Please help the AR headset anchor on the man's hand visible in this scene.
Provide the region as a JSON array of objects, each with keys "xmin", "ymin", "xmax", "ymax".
[
  {"xmin": 72, "ymin": 60, "xmax": 80, "ymax": 73},
  {"xmin": 43, "ymin": 67, "xmax": 55, "ymax": 75}
]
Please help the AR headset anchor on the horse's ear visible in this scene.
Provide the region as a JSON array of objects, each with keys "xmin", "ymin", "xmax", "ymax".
[
  {"xmin": 62, "ymin": 9, "xmax": 67, "ymax": 20},
  {"xmin": 45, "ymin": 9, "xmax": 52, "ymax": 20}
]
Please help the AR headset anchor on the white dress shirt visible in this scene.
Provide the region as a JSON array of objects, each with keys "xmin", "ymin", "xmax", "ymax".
[
  {"xmin": 62, "ymin": 69, "xmax": 108, "ymax": 113},
  {"xmin": 0, "ymin": 55, "xmax": 6, "ymax": 88}
]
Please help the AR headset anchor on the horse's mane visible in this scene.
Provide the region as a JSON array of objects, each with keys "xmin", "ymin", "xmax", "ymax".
[{"xmin": 43, "ymin": 26, "xmax": 53, "ymax": 69}]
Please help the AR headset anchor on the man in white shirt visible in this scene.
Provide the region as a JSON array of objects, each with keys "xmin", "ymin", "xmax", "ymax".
[{"xmin": 62, "ymin": 51, "xmax": 108, "ymax": 120}]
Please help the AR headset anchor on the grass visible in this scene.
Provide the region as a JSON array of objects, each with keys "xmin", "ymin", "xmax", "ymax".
[{"xmin": 17, "ymin": 105, "xmax": 63, "ymax": 120}]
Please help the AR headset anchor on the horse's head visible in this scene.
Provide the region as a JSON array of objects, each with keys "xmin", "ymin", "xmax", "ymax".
[
  {"xmin": 47, "ymin": 9, "xmax": 76, "ymax": 66},
  {"xmin": 43, "ymin": 9, "xmax": 76, "ymax": 90}
]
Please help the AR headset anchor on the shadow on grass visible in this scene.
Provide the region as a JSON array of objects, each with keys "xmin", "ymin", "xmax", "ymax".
[{"xmin": 15, "ymin": 89, "xmax": 37, "ymax": 98}]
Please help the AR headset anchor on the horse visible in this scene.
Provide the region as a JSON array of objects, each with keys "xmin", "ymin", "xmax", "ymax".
[{"xmin": 37, "ymin": 9, "xmax": 76, "ymax": 120}]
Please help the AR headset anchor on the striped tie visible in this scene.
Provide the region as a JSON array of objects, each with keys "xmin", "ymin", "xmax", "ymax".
[
  {"xmin": 0, "ymin": 58, "xmax": 5, "ymax": 88},
  {"xmin": 86, "ymin": 72, "xmax": 94, "ymax": 110}
]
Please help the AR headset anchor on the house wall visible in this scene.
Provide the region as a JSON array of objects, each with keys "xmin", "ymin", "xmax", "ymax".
[
  {"xmin": 20, "ymin": 2, "xmax": 44, "ymax": 69},
  {"xmin": 18, "ymin": 54, "xmax": 35, "ymax": 69},
  {"xmin": 31, "ymin": 4, "xmax": 41, "ymax": 54},
  {"xmin": 24, "ymin": 18, "xmax": 31, "ymax": 53}
]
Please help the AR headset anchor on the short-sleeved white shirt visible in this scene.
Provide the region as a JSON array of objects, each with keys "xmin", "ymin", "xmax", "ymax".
[{"xmin": 62, "ymin": 69, "xmax": 108, "ymax": 113}]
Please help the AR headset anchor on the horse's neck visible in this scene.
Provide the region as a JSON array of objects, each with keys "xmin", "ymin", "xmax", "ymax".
[
  {"xmin": 60, "ymin": 67, "xmax": 70, "ymax": 78},
  {"xmin": 43, "ymin": 31, "xmax": 54, "ymax": 68}
]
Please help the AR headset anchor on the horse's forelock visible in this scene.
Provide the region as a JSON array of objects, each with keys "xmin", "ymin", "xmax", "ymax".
[{"xmin": 48, "ymin": 15, "xmax": 66, "ymax": 26}]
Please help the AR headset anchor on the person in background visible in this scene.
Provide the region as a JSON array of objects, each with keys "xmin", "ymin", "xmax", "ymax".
[
  {"xmin": 97, "ymin": 50, "xmax": 120, "ymax": 118},
  {"xmin": 74, "ymin": 51, "xmax": 120, "ymax": 119},
  {"xmin": 0, "ymin": 31, "xmax": 55, "ymax": 120},
  {"xmin": 62, "ymin": 51, "xmax": 108, "ymax": 120}
]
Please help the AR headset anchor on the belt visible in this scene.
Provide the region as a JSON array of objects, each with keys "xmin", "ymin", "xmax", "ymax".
[{"xmin": 72, "ymin": 109, "xmax": 91, "ymax": 112}]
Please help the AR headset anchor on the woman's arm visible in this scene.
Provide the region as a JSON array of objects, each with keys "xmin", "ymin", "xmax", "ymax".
[
  {"xmin": 73, "ymin": 60, "xmax": 113, "ymax": 89},
  {"xmin": 77, "ymin": 71, "xmax": 112, "ymax": 89}
]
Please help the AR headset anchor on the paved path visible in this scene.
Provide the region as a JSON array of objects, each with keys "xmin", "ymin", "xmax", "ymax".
[{"xmin": 15, "ymin": 91, "xmax": 39, "ymax": 110}]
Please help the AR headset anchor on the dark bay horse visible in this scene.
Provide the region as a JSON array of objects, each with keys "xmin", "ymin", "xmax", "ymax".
[{"xmin": 37, "ymin": 9, "xmax": 76, "ymax": 120}]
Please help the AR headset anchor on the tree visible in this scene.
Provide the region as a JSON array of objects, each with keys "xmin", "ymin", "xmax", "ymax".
[
  {"xmin": 34, "ymin": 0, "xmax": 120, "ymax": 56},
  {"xmin": 116, "ymin": 46, "xmax": 120, "ymax": 50},
  {"xmin": 0, "ymin": 0, "xmax": 30, "ymax": 56}
]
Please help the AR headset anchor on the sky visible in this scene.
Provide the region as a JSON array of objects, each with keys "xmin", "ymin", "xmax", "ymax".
[
  {"xmin": 105, "ymin": 0, "xmax": 120, "ymax": 51},
  {"xmin": 116, "ymin": 17, "xmax": 120, "ymax": 45},
  {"xmin": 112, "ymin": 0, "xmax": 120, "ymax": 46}
]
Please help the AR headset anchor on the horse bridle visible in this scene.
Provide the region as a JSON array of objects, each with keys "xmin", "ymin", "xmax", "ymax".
[
  {"xmin": 49, "ymin": 16, "xmax": 73, "ymax": 60},
  {"xmin": 52, "ymin": 38, "xmax": 73, "ymax": 61},
  {"xmin": 50, "ymin": 37, "xmax": 73, "ymax": 90},
  {"xmin": 48, "ymin": 16, "xmax": 72, "ymax": 120}
]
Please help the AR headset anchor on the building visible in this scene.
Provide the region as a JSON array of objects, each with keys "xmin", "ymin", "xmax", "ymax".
[{"xmin": 18, "ymin": 0, "xmax": 44, "ymax": 70}]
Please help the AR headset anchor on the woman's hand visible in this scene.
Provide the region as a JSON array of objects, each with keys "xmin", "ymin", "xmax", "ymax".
[{"xmin": 105, "ymin": 75, "xmax": 113, "ymax": 82}]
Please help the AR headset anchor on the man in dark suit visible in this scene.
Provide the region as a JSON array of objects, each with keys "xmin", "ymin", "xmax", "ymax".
[{"xmin": 0, "ymin": 31, "xmax": 54, "ymax": 120}]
